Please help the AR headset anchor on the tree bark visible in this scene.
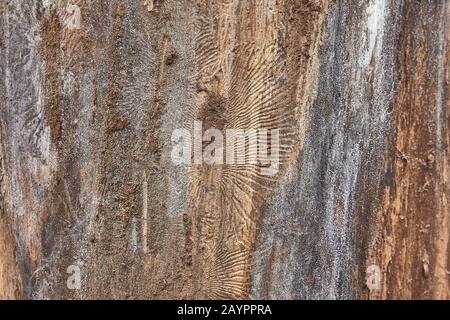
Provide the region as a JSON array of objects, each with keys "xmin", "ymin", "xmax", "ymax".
[{"xmin": 0, "ymin": 0, "xmax": 448, "ymax": 299}]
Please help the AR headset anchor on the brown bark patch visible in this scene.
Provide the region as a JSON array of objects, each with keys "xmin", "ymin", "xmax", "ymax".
[{"xmin": 41, "ymin": 9, "xmax": 62, "ymax": 144}]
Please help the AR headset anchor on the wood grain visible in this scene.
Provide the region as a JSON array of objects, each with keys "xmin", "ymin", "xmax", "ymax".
[{"xmin": 0, "ymin": 0, "xmax": 448, "ymax": 299}]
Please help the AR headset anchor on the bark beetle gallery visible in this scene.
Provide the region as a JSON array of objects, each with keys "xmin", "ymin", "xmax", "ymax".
[{"xmin": 0, "ymin": 0, "xmax": 448, "ymax": 300}]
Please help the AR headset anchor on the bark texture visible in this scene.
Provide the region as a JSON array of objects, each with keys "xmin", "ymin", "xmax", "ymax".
[{"xmin": 0, "ymin": 0, "xmax": 449, "ymax": 299}]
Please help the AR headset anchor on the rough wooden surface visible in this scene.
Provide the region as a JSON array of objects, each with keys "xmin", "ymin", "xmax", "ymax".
[{"xmin": 0, "ymin": 0, "xmax": 448, "ymax": 299}]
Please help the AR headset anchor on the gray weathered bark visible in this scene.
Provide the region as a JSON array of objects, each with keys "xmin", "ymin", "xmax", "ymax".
[{"xmin": 1, "ymin": 0, "xmax": 449, "ymax": 299}]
